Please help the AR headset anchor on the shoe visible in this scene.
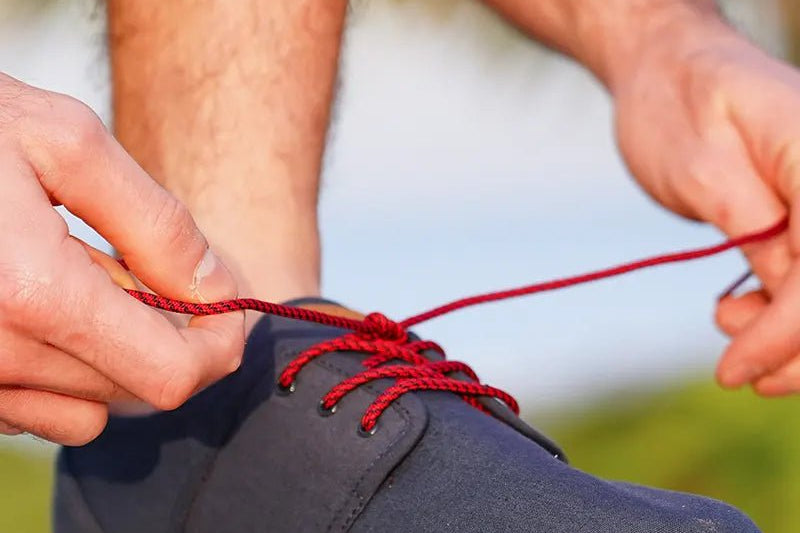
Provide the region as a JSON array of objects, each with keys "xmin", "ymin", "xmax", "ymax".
[{"xmin": 54, "ymin": 298, "xmax": 761, "ymax": 533}]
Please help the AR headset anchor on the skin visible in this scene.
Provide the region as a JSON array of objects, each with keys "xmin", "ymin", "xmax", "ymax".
[
  {"xmin": 496, "ymin": 0, "xmax": 800, "ymax": 395},
  {"xmin": 0, "ymin": 73, "xmax": 244, "ymax": 443},
  {"xmin": 107, "ymin": 1, "xmax": 345, "ymax": 318},
  {"xmin": 1, "ymin": 0, "xmax": 799, "ymax": 444}
]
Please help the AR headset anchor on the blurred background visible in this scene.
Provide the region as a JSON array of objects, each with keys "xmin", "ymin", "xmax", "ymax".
[{"xmin": 1, "ymin": 0, "xmax": 799, "ymax": 531}]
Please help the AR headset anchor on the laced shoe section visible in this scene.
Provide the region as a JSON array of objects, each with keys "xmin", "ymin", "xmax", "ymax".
[
  {"xmin": 276, "ymin": 312, "xmax": 519, "ymax": 433},
  {"xmin": 124, "ymin": 217, "xmax": 788, "ymax": 433}
]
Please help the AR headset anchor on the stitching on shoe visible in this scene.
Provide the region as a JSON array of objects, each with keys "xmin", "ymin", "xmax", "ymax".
[
  {"xmin": 318, "ymin": 357, "xmax": 416, "ymax": 533},
  {"xmin": 329, "ymin": 405, "xmax": 413, "ymax": 533},
  {"xmin": 268, "ymin": 345, "xmax": 417, "ymax": 533},
  {"xmin": 178, "ymin": 340, "xmax": 415, "ymax": 533}
]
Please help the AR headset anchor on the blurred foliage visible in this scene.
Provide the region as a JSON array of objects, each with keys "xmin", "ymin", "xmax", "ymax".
[
  {"xmin": 3, "ymin": 380, "xmax": 800, "ymax": 533},
  {"xmin": 781, "ymin": 0, "xmax": 800, "ymax": 63},
  {"xmin": 539, "ymin": 380, "xmax": 800, "ymax": 533},
  {"xmin": 0, "ymin": 445, "xmax": 52, "ymax": 533}
]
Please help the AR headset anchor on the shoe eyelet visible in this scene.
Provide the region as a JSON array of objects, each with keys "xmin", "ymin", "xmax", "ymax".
[
  {"xmin": 357, "ymin": 422, "xmax": 379, "ymax": 438},
  {"xmin": 317, "ymin": 400, "xmax": 338, "ymax": 417},
  {"xmin": 276, "ymin": 380, "xmax": 296, "ymax": 396}
]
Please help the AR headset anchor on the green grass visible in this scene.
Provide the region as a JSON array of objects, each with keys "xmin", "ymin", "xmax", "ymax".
[
  {"xmin": 3, "ymin": 379, "xmax": 800, "ymax": 532},
  {"xmin": 0, "ymin": 442, "xmax": 53, "ymax": 533}
]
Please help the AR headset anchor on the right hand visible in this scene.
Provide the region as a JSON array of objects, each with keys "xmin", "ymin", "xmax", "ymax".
[{"xmin": 0, "ymin": 74, "xmax": 245, "ymax": 445}]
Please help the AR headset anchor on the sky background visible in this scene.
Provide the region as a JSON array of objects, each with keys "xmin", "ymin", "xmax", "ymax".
[{"xmin": 0, "ymin": 0, "xmax": 787, "ymax": 415}]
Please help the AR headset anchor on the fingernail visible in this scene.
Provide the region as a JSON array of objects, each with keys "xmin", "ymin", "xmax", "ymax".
[
  {"xmin": 719, "ymin": 363, "xmax": 762, "ymax": 388},
  {"xmin": 191, "ymin": 248, "xmax": 237, "ymax": 302}
]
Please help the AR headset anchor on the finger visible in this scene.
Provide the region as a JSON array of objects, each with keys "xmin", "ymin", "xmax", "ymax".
[
  {"xmin": 71, "ymin": 237, "xmax": 136, "ymax": 290},
  {"xmin": 19, "ymin": 93, "xmax": 235, "ymax": 303},
  {"xmin": 716, "ymin": 265, "xmax": 800, "ymax": 388},
  {"xmin": 0, "ymin": 330, "xmax": 135, "ymax": 403},
  {"xmin": 0, "ymin": 149, "xmax": 244, "ymax": 410},
  {"xmin": 715, "ymin": 290, "xmax": 769, "ymax": 336},
  {"xmin": 32, "ymin": 237, "xmax": 244, "ymax": 410},
  {"xmin": 684, "ymin": 147, "xmax": 790, "ymax": 294},
  {"xmin": 753, "ymin": 357, "xmax": 800, "ymax": 397},
  {"xmin": 0, "ymin": 387, "xmax": 107, "ymax": 446}
]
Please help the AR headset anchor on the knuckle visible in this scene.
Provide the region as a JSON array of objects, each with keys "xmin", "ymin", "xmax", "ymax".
[
  {"xmin": 680, "ymin": 49, "xmax": 730, "ymax": 114},
  {"xmin": 29, "ymin": 95, "xmax": 109, "ymax": 194},
  {"xmin": 149, "ymin": 194, "xmax": 201, "ymax": 252},
  {"xmin": 682, "ymin": 161, "xmax": 731, "ymax": 228},
  {"xmin": 53, "ymin": 96, "xmax": 107, "ymax": 152}
]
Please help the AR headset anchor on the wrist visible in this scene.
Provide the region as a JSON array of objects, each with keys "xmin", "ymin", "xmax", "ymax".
[{"xmin": 576, "ymin": 0, "xmax": 728, "ymax": 92}]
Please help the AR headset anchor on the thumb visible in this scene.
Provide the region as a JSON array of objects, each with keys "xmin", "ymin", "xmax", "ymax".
[{"xmin": 26, "ymin": 101, "xmax": 236, "ymax": 302}]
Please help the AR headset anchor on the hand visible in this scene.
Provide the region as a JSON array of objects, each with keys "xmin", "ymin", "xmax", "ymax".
[
  {"xmin": 611, "ymin": 12, "xmax": 800, "ymax": 396},
  {"xmin": 0, "ymin": 74, "xmax": 244, "ymax": 444}
]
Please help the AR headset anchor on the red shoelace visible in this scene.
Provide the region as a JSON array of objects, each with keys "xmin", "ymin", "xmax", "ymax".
[{"xmin": 127, "ymin": 217, "xmax": 788, "ymax": 433}]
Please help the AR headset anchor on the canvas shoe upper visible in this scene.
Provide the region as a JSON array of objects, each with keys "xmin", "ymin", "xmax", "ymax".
[{"xmin": 55, "ymin": 299, "xmax": 761, "ymax": 533}]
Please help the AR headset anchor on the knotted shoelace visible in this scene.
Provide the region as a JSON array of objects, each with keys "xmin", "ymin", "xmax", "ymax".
[{"xmin": 127, "ymin": 218, "xmax": 787, "ymax": 433}]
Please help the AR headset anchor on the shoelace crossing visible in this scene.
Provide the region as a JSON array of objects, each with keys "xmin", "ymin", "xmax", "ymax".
[{"xmin": 127, "ymin": 218, "xmax": 788, "ymax": 433}]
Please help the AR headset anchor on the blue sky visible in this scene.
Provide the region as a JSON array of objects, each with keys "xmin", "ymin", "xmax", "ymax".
[{"xmin": 0, "ymin": 0, "xmax": 784, "ymax": 414}]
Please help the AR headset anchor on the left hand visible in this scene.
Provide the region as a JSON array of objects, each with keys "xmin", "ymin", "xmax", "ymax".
[{"xmin": 611, "ymin": 11, "xmax": 800, "ymax": 395}]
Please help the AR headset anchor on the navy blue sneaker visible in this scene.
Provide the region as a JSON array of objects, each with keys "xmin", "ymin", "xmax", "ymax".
[{"xmin": 55, "ymin": 299, "xmax": 760, "ymax": 533}]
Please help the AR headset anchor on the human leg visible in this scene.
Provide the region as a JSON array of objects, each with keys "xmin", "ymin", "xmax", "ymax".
[{"xmin": 107, "ymin": 0, "xmax": 347, "ymax": 332}]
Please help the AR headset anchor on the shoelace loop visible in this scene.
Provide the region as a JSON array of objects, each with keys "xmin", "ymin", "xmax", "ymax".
[
  {"xmin": 275, "ymin": 319, "xmax": 516, "ymax": 432},
  {"xmin": 125, "ymin": 217, "xmax": 789, "ymax": 432}
]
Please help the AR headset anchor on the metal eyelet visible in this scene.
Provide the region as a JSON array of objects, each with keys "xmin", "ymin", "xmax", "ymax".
[
  {"xmin": 317, "ymin": 400, "xmax": 338, "ymax": 417},
  {"xmin": 357, "ymin": 422, "xmax": 379, "ymax": 438},
  {"xmin": 276, "ymin": 380, "xmax": 296, "ymax": 396}
]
